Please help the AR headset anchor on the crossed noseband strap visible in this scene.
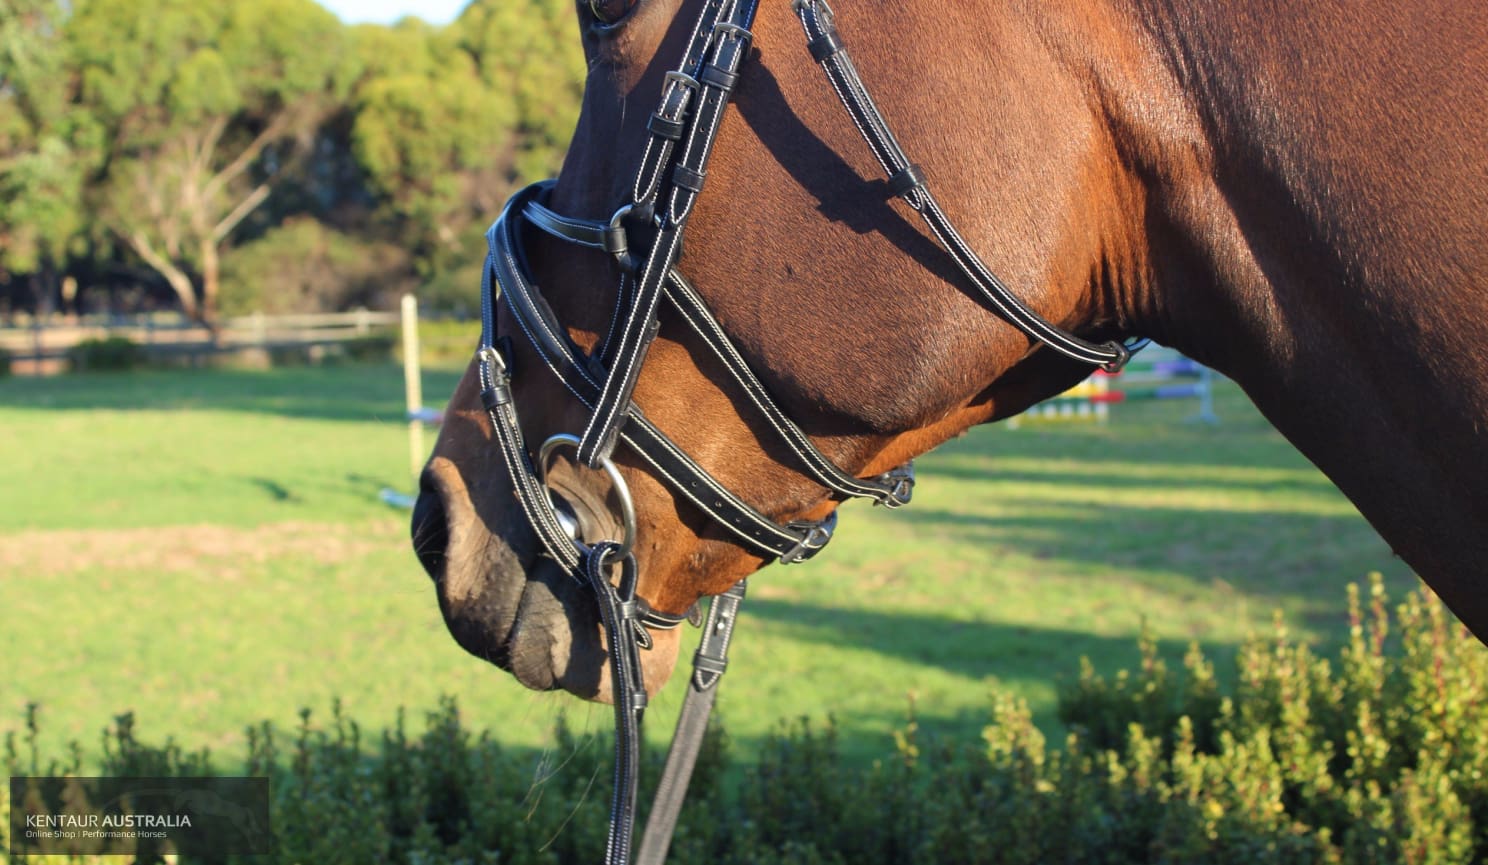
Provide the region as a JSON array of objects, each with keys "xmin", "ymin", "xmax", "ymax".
[{"xmin": 473, "ymin": 1, "xmax": 1145, "ymax": 863}]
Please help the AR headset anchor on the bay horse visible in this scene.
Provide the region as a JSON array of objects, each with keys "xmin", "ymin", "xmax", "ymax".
[{"xmin": 413, "ymin": 0, "xmax": 1488, "ymax": 726}]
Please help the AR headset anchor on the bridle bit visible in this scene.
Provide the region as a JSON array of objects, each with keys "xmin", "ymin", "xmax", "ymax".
[{"xmin": 537, "ymin": 433, "xmax": 637, "ymax": 566}]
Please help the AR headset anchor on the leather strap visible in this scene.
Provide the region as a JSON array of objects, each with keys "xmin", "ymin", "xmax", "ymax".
[
  {"xmin": 577, "ymin": 2, "xmax": 761, "ymax": 468},
  {"xmin": 663, "ymin": 270, "xmax": 914, "ymax": 506},
  {"xmin": 489, "ymin": 183, "xmax": 841, "ymax": 564},
  {"xmin": 585, "ymin": 544, "xmax": 648, "ymax": 865},
  {"xmin": 516, "ymin": 196, "xmax": 915, "ymax": 510},
  {"xmin": 476, "ymin": 244, "xmax": 583, "ymax": 574},
  {"xmin": 635, "ymin": 580, "xmax": 747, "ymax": 865},
  {"xmin": 524, "ymin": 199, "xmax": 628, "ymax": 255},
  {"xmin": 792, "ymin": 0, "xmax": 1133, "ymax": 372}
]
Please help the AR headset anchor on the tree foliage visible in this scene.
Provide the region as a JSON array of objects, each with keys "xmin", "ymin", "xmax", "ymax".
[
  {"xmin": 349, "ymin": 0, "xmax": 584, "ymax": 280},
  {"xmin": 349, "ymin": 21, "xmax": 514, "ymax": 271},
  {"xmin": 0, "ymin": 0, "xmax": 87, "ymax": 279},
  {"xmin": 452, "ymin": 0, "xmax": 585, "ymax": 182},
  {"xmin": 67, "ymin": 0, "xmax": 359, "ymax": 323},
  {"xmin": 0, "ymin": 0, "xmax": 585, "ymax": 320},
  {"xmin": 218, "ymin": 217, "xmax": 413, "ymax": 317}
]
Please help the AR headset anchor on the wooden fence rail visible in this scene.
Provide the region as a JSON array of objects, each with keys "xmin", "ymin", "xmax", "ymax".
[{"xmin": 0, "ymin": 309, "xmax": 402, "ymax": 375}]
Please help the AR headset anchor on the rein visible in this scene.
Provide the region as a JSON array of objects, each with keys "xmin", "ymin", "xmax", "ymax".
[{"xmin": 473, "ymin": 1, "xmax": 1141, "ymax": 862}]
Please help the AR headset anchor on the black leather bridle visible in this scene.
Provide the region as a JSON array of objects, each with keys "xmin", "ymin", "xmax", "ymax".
[{"xmin": 472, "ymin": 1, "xmax": 1138, "ymax": 862}]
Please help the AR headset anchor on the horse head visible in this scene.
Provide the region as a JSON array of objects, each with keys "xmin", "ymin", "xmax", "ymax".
[
  {"xmin": 411, "ymin": 0, "xmax": 1151, "ymax": 700},
  {"xmin": 412, "ymin": 0, "xmax": 1488, "ymax": 704}
]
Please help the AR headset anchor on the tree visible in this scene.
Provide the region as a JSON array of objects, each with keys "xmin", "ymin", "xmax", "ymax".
[
  {"xmin": 452, "ymin": 0, "xmax": 585, "ymax": 182},
  {"xmin": 350, "ymin": 20, "xmax": 511, "ymax": 273},
  {"xmin": 349, "ymin": 0, "xmax": 585, "ymax": 281},
  {"xmin": 217, "ymin": 217, "xmax": 413, "ymax": 316},
  {"xmin": 67, "ymin": 0, "xmax": 357, "ymax": 324},
  {"xmin": 0, "ymin": 0, "xmax": 88, "ymax": 305}
]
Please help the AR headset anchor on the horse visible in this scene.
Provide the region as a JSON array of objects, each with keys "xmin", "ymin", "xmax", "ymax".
[{"xmin": 412, "ymin": 0, "xmax": 1488, "ymax": 712}]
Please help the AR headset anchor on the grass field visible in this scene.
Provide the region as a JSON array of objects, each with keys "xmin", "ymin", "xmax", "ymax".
[{"xmin": 0, "ymin": 363, "xmax": 1414, "ymax": 770}]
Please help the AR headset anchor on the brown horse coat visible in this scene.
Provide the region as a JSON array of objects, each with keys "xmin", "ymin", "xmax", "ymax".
[{"xmin": 415, "ymin": 0, "xmax": 1488, "ymax": 698}]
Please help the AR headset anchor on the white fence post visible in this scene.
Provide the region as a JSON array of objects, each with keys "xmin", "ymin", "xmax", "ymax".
[{"xmin": 401, "ymin": 294, "xmax": 425, "ymax": 481}]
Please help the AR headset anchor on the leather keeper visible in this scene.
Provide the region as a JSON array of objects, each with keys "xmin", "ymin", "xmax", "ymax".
[
  {"xmin": 647, "ymin": 111, "xmax": 685, "ymax": 141},
  {"xmin": 602, "ymin": 225, "xmax": 628, "ymax": 255},
  {"xmin": 807, "ymin": 28, "xmax": 843, "ymax": 63},
  {"xmin": 699, "ymin": 63, "xmax": 739, "ymax": 93},
  {"xmin": 886, "ymin": 163, "xmax": 927, "ymax": 199},
  {"xmin": 480, "ymin": 383, "xmax": 511, "ymax": 410},
  {"xmin": 672, "ymin": 164, "xmax": 707, "ymax": 194}
]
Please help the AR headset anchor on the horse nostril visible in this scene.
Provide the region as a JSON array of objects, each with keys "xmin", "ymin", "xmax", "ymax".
[{"xmin": 411, "ymin": 481, "xmax": 448, "ymax": 580}]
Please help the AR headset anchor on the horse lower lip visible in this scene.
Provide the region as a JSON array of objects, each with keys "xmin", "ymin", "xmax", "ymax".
[
  {"xmin": 506, "ymin": 623, "xmax": 559, "ymax": 690},
  {"xmin": 504, "ymin": 557, "xmax": 594, "ymax": 691}
]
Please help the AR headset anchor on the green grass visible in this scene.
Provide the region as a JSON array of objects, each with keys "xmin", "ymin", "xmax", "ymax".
[
  {"xmin": 0, "ymin": 365, "xmax": 1413, "ymax": 770},
  {"xmin": 0, "ymin": 367, "xmax": 442, "ymax": 530}
]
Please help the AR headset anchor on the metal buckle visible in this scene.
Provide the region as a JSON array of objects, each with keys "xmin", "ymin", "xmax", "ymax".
[
  {"xmin": 713, "ymin": 22, "xmax": 753, "ymax": 49},
  {"xmin": 792, "ymin": 0, "xmax": 834, "ymax": 26},
  {"xmin": 607, "ymin": 204, "xmax": 638, "ymax": 274},
  {"xmin": 538, "ymin": 433, "xmax": 637, "ymax": 562},
  {"xmin": 877, "ymin": 462, "xmax": 916, "ymax": 509},
  {"xmin": 476, "ymin": 342, "xmax": 514, "ymax": 409},
  {"xmin": 779, "ymin": 512, "xmax": 837, "ymax": 565},
  {"xmin": 1100, "ymin": 340, "xmax": 1132, "ymax": 373},
  {"xmin": 477, "ymin": 344, "xmax": 507, "ymax": 377},
  {"xmin": 664, "ymin": 70, "xmax": 700, "ymax": 93}
]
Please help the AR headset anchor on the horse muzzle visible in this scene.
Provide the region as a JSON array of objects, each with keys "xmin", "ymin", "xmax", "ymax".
[{"xmin": 411, "ymin": 447, "xmax": 679, "ymax": 701}]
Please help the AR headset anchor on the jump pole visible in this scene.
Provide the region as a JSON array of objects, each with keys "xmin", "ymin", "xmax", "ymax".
[
  {"xmin": 1011, "ymin": 349, "xmax": 1220, "ymax": 425},
  {"xmin": 401, "ymin": 293, "xmax": 424, "ymax": 481},
  {"xmin": 1193, "ymin": 366, "xmax": 1219, "ymax": 424}
]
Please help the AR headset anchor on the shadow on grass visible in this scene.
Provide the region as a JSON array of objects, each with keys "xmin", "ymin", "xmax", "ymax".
[
  {"xmin": 249, "ymin": 477, "xmax": 301, "ymax": 503},
  {"xmin": 930, "ymin": 411, "xmax": 1315, "ymax": 480},
  {"xmin": 884, "ymin": 498, "xmax": 1406, "ymax": 612},
  {"xmin": 926, "ymin": 458, "xmax": 1338, "ymax": 495},
  {"xmin": 720, "ymin": 596, "xmax": 1256, "ymax": 764},
  {"xmin": 742, "ymin": 596, "xmax": 1229, "ymax": 683}
]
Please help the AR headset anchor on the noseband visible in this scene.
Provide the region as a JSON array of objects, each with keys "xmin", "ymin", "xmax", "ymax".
[{"xmin": 473, "ymin": 1, "xmax": 1138, "ymax": 862}]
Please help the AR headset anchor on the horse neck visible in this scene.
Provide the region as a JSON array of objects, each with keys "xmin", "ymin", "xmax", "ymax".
[{"xmin": 1104, "ymin": 0, "xmax": 1488, "ymax": 634}]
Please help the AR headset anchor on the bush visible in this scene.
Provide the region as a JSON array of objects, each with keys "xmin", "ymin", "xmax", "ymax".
[
  {"xmin": 4, "ymin": 578, "xmax": 1486, "ymax": 864},
  {"xmin": 220, "ymin": 219, "xmax": 416, "ymax": 317},
  {"xmin": 340, "ymin": 332, "xmax": 398, "ymax": 364},
  {"xmin": 68, "ymin": 336, "xmax": 144, "ymax": 372},
  {"xmin": 417, "ymin": 258, "xmax": 485, "ymax": 320},
  {"xmin": 408, "ymin": 319, "xmax": 478, "ymax": 368},
  {"xmin": 1051, "ymin": 575, "xmax": 1485, "ymax": 864},
  {"xmin": 0, "ymin": 345, "xmax": 10, "ymax": 377}
]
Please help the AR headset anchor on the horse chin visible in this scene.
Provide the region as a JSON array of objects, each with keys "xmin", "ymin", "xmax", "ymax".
[
  {"xmin": 506, "ymin": 563, "xmax": 683, "ymax": 701},
  {"xmin": 448, "ymin": 556, "xmax": 683, "ymax": 702}
]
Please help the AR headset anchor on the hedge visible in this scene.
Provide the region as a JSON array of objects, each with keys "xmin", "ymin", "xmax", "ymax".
[
  {"xmin": 4, "ymin": 577, "xmax": 1486, "ymax": 864},
  {"xmin": 67, "ymin": 336, "xmax": 145, "ymax": 372}
]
